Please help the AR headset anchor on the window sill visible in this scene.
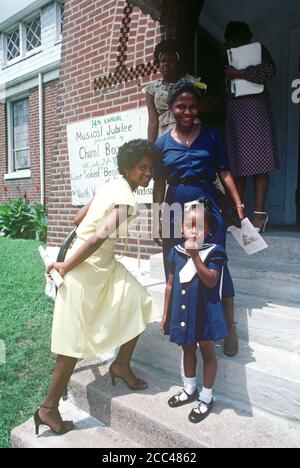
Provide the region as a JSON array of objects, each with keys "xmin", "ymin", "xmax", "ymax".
[
  {"xmin": 2, "ymin": 47, "xmax": 42, "ymax": 69},
  {"xmin": 4, "ymin": 170, "xmax": 31, "ymax": 180},
  {"xmin": 54, "ymin": 37, "xmax": 62, "ymax": 45}
]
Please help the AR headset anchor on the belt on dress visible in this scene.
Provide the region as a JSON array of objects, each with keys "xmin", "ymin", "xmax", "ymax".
[{"xmin": 168, "ymin": 176, "xmax": 214, "ymax": 186}]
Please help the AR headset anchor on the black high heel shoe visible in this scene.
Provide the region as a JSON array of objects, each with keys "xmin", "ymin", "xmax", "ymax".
[
  {"xmin": 34, "ymin": 405, "xmax": 74, "ymax": 435},
  {"xmin": 109, "ymin": 364, "xmax": 148, "ymax": 391}
]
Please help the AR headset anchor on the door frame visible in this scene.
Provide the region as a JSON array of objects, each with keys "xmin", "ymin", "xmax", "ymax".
[{"xmin": 286, "ymin": 26, "xmax": 300, "ymax": 224}]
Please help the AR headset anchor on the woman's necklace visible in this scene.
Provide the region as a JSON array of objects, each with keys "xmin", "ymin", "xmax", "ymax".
[{"xmin": 174, "ymin": 124, "xmax": 201, "ymax": 147}]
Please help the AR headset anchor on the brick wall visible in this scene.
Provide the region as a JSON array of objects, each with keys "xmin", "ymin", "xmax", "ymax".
[
  {"xmin": 47, "ymin": 0, "xmax": 180, "ymax": 257},
  {"xmin": 0, "ymin": 80, "xmax": 58, "ymax": 205}
]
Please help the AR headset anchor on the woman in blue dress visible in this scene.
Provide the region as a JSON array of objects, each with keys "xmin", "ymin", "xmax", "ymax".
[{"xmin": 154, "ymin": 79, "xmax": 245, "ymax": 357}]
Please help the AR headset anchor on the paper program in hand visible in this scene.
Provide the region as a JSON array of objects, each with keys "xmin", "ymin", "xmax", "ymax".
[{"xmin": 229, "ymin": 218, "xmax": 268, "ymax": 255}]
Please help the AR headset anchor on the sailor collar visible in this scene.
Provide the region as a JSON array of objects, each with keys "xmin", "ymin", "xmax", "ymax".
[{"xmin": 175, "ymin": 243, "xmax": 217, "ymax": 257}]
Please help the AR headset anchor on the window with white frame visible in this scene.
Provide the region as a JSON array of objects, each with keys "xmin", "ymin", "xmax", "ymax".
[
  {"xmin": 8, "ymin": 99, "xmax": 30, "ymax": 172},
  {"xmin": 56, "ymin": 1, "xmax": 65, "ymax": 41},
  {"xmin": 26, "ymin": 16, "xmax": 41, "ymax": 52},
  {"xmin": 5, "ymin": 14, "xmax": 41, "ymax": 64},
  {"xmin": 6, "ymin": 27, "xmax": 21, "ymax": 61}
]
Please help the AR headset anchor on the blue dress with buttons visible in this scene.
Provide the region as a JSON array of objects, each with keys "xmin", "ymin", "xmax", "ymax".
[
  {"xmin": 155, "ymin": 125, "xmax": 234, "ymax": 299},
  {"xmin": 165, "ymin": 243, "xmax": 229, "ymax": 345}
]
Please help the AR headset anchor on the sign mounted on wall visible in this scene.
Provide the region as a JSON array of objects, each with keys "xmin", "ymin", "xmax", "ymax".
[{"xmin": 67, "ymin": 107, "xmax": 153, "ymax": 205}]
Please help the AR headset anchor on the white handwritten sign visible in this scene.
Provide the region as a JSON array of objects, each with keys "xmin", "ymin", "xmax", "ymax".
[{"xmin": 67, "ymin": 107, "xmax": 153, "ymax": 205}]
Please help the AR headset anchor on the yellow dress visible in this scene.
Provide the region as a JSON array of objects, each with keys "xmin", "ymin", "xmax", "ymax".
[{"xmin": 51, "ymin": 177, "xmax": 161, "ymax": 359}]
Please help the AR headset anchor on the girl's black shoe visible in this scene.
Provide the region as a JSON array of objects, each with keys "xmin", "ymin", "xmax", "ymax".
[
  {"xmin": 168, "ymin": 388, "xmax": 199, "ymax": 408},
  {"xmin": 188, "ymin": 399, "xmax": 214, "ymax": 423}
]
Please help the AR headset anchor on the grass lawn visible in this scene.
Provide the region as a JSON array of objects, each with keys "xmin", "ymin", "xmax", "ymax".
[{"xmin": 0, "ymin": 238, "xmax": 55, "ymax": 448}]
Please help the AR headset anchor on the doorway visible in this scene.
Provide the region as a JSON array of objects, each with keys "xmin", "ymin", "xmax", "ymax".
[
  {"xmin": 195, "ymin": 27, "xmax": 226, "ymax": 130},
  {"xmin": 297, "ymin": 99, "xmax": 300, "ymax": 224},
  {"xmin": 286, "ymin": 28, "xmax": 300, "ymax": 226}
]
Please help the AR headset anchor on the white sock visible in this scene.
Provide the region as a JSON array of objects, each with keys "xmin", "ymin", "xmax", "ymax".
[
  {"xmin": 183, "ymin": 376, "xmax": 197, "ymax": 396},
  {"xmin": 199, "ymin": 386, "xmax": 213, "ymax": 404}
]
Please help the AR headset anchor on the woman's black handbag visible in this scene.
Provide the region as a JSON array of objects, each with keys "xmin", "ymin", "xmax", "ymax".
[{"xmin": 217, "ymin": 189, "xmax": 242, "ymax": 228}]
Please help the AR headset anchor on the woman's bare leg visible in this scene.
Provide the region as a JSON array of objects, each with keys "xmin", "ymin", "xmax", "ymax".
[
  {"xmin": 253, "ymin": 173, "xmax": 269, "ymax": 230},
  {"xmin": 253, "ymin": 173, "xmax": 269, "ymax": 212},
  {"xmin": 111, "ymin": 335, "xmax": 147, "ymax": 388},
  {"xmin": 235, "ymin": 176, "xmax": 247, "ymax": 201},
  {"xmin": 38, "ymin": 355, "xmax": 77, "ymax": 432},
  {"xmin": 223, "ymin": 297, "xmax": 238, "ymax": 357}
]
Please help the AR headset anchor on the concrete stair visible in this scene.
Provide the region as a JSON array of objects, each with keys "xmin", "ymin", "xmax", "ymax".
[
  {"xmin": 227, "ymin": 229, "xmax": 300, "ymax": 264},
  {"xmin": 147, "ymin": 230, "xmax": 300, "ymax": 429},
  {"xmin": 132, "ymin": 323, "xmax": 300, "ymax": 423},
  {"xmin": 12, "ymin": 230, "xmax": 300, "ymax": 448},
  {"xmin": 11, "ymin": 400, "xmax": 141, "ymax": 449},
  {"xmin": 148, "ymin": 284, "xmax": 300, "ymax": 354},
  {"xmin": 67, "ymin": 357, "xmax": 300, "ymax": 449}
]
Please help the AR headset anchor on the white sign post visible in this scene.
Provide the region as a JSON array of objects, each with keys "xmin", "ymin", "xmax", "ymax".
[{"xmin": 67, "ymin": 107, "xmax": 153, "ymax": 205}]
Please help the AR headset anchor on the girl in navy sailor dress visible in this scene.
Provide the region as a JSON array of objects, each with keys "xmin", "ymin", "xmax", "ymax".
[{"xmin": 161, "ymin": 198, "xmax": 228, "ymax": 423}]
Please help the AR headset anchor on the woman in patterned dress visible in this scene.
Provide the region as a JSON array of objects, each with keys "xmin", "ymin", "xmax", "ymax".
[
  {"xmin": 146, "ymin": 39, "xmax": 202, "ymax": 143},
  {"xmin": 224, "ymin": 22, "xmax": 280, "ymax": 232}
]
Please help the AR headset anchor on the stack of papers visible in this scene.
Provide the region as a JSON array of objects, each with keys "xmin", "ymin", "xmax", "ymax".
[{"xmin": 227, "ymin": 42, "xmax": 264, "ymax": 97}]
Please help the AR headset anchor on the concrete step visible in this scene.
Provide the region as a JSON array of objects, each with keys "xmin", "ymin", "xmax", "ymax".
[
  {"xmin": 232, "ymin": 294, "xmax": 300, "ymax": 354},
  {"xmin": 226, "ymin": 230, "xmax": 300, "ymax": 264},
  {"xmin": 130, "ymin": 324, "xmax": 300, "ymax": 423},
  {"xmin": 231, "ymin": 277, "xmax": 300, "ymax": 303},
  {"xmin": 229, "ymin": 258, "xmax": 300, "ymax": 303},
  {"xmin": 11, "ymin": 400, "xmax": 141, "ymax": 448},
  {"xmin": 148, "ymin": 279, "xmax": 300, "ymax": 354},
  {"xmin": 69, "ymin": 358, "xmax": 300, "ymax": 448},
  {"xmin": 229, "ymin": 256, "xmax": 300, "ymax": 280}
]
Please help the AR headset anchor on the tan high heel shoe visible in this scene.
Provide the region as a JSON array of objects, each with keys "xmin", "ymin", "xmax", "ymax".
[
  {"xmin": 109, "ymin": 364, "xmax": 148, "ymax": 391},
  {"xmin": 34, "ymin": 405, "xmax": 74, "ymax": 435},
  {"xmin": 253, "ymin": 211, "xmax": 269, "ymax": 233}
]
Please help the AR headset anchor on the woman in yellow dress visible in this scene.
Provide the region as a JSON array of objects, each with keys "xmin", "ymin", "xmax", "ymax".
[{"xmin": 34, "ymin": 140, "xmax": 162, "ymax": 435}]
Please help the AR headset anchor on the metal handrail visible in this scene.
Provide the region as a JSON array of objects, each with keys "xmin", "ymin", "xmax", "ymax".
[{"xmin": 57, "ymin": 227, "xmax": 77, "ymax": 262}]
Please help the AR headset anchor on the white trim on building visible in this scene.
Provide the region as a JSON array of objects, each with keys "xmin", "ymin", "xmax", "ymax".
[
  {"xmin": 6, "ymin": 96, "xmax": 30, "ymax": 177},
  {"xmin": 0, "ymin": 1, "xmax": 64, "ymax": 187},
  {"xmin": 55, "ymin": 1, "xmax": 64, "ymax": 44}
]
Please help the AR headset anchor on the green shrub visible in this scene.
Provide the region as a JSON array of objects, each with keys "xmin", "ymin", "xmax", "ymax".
[
  {"xmin": 0, "ymin": 197, "xmax": 48, "ymax": 241},
  {"xmin": 33, "ymin": 202, "xmax": 48, "ymax": 242}
]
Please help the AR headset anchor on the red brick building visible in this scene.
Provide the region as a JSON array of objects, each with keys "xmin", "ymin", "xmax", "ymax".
[
  {"xmin": 2, "ymin": 1, "xmax": 300, "ymax": 256},
  {"xmin": 0, "ymin": 1, "xmax": 64, "ymax": 205},
  {"xmin": 46, "ymin": 0, "xmax": 202, "ymax": 257}
]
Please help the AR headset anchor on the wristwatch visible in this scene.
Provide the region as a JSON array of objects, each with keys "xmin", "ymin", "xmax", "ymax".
[{"xmin": 236, "ymin": 204, "xmax": 245, "ymax": 209}]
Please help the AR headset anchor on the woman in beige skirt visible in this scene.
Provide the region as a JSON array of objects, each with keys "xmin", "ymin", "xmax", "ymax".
[{"xmin": 34, "ymin": 140, "xmax": 162, "ymax": 435}]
